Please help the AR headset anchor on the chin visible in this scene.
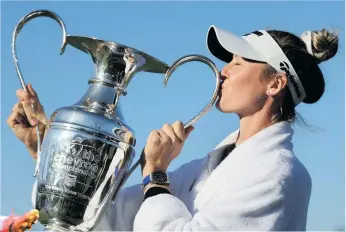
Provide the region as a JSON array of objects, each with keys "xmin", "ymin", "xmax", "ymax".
[
  {"xmin": 216, "ymin": 97, "xmax": 237, "ymax": 113},
  {"xmin": 216, "ymin": 98, "xmax": 228, "ymax": 113}
]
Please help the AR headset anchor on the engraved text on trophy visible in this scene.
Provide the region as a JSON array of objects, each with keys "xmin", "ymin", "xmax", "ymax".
[{"xmin": 42, "ymin": 135, "xmax": 105, "ymax": 202}]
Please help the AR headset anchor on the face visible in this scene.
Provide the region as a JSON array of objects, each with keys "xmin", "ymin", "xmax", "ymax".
[{"xmin": 216, "ymin": 55, "xmax": 268, "ymax": 116}]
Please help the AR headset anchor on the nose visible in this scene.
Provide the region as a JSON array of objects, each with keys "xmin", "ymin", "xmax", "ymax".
[
  {"xmin": 221, "ymin": 67, "xmax": 228, "ymax": 77},
  {"xmin": 221, "ymin": 63, "xmax": 234, "ymax": 78}
]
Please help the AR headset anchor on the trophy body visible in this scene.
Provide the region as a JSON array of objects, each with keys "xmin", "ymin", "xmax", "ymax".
[
  {"xmin": 31, "ymin": 34, "xmax": 166, "ymax": 231},
  {"xmin": 11, "ymin": 10, "xmax": 221, "ymax": 232},
  {"xmin": 35, "ymin": 106, "xmax": 135, "ymax": 231}
]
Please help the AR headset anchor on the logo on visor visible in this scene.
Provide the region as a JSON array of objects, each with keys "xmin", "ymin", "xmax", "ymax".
[{"xmin": 280, "ymin": 61, "xmax": 301, "ymax": 99}]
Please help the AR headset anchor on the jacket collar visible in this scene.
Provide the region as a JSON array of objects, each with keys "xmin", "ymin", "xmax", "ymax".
[
  {"xmin": 194, "ymin": 121, "xmax": 294, "ymax": 208},
  {"xmin": 213, "ymin": 121, "xmax": 294, "ymax": 153}
]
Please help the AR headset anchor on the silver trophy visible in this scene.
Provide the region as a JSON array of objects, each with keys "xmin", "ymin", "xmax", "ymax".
[{"xmin": 12, "ymin": 10, "xmax": 220, "ymax": 231}]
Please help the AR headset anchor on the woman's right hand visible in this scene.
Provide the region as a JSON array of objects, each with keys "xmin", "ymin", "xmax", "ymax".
[{"xmin": 6, "ymin": 84, "xmax": 47, "ymax": 159}]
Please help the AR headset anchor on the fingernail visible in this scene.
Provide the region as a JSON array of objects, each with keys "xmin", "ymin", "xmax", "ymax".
[{"xmin": 31, "ymin": 118, "xmax": 37, "ymax": 125}]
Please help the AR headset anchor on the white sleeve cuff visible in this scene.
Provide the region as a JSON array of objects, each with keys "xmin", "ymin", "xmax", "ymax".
[{"xmin": 134, "ymin": 194, "xmax": 192, "ymax": 231}]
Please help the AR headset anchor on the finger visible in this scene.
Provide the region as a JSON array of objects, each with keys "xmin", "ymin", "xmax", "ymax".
[
  {"xmin": 25, "ymin": 209, "xmax": 39, "ymax": 224},
  {"xmin": 184, "ymin": 126, "xmax": 195, "ymax": 140},
  {"xmin": 16, "ymin": 89, "xmax": 37, "ymax": 126},
  {"xmin": 158, "ymin": 129, "xmax": 172, "ymax": 146},
  {"xmin": 144, "ymin": 130, "xmax": 162, "ymax": 156},
  {"xmin": 31, "ymin": 114, "xmax": 47, "ymax": 134},
  {"xmin": 22, "ymin": 101, "xmax": 37, "ymax": 126},
  {"xmin": 16, "ymin": 88, "xmax": 34, "ymax": 104},
  {"xmin": 27, "ymin": 83, "xmax": 37, "ymax": 98},
  {"xmin": 16, "ymin": 85, "xmax": 46, "ymax": 126},
  {"xmin": 172, "ymin": 121, "xmax": 185, "ymax": 142},
  {"xmin": 147, "ymin": 130, "xmax": 161, "ymax": 145},
  {"xmin": 162, "ymin": 124, "xmax": 180, "ymax": 143},
  {"xmin": 13, "ymin": 102, "xmax": 39, "ymax": 130},
  {"xmin": 27, "ymin": 84, "xmax": 44, "ymax": 112},
  {"xmin": 12, "ymin": 102, "xmax": 26, "ymax": 116},
  {"xmin": 27, "ymin": 83, "xmax": 44, "ymax": 110},
  {"xmin": 7, "ymin": 110, "xmax": 30, "ymax": 129},
  {"xmin": 20, "ymin": 222, "xmax": 29, "ymax": 231},
  {"xmin": 30, "ymin": 103, "xmax": 47, "ymax": 127},
  {"xmin": 7, "ymin": 110, "xmax": 20, "ymax": 128}
]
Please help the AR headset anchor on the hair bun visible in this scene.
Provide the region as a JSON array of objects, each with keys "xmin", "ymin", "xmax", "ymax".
[{"xmin": 311, "ymin": 29, "xmax": 339, "ymax": 64}]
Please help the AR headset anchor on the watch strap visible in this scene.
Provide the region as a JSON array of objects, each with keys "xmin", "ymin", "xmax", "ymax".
[{"xmin": 142, "ymin": 174, "xmax": 151, "ymax": 188}]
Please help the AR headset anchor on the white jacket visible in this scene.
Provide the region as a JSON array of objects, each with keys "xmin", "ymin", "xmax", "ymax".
[
  {"xmin": 94, "ymin": 121, "xmax": 311, "ymax": 231},
  {"xmin": 33, "ymin": 121, "xmax": 312, "ymax": 231}
]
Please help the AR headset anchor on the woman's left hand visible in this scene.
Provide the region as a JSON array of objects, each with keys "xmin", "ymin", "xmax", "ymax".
[{"xmin": 142, "ymin": 121, "xmax": 194, "ymax": 177}]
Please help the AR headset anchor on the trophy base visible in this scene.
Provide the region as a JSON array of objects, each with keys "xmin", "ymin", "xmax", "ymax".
[{"xmin": 44, "ymin": 219, "xmax": 82, "ymax": 232}]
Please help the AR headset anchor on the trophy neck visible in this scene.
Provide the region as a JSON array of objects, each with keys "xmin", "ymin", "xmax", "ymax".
[
  {"xmin": 74, "ymin": 82, "xmax": 124, "ymax": 118},
  {"xmin": 66, "ymin": 35, "xmax": 170, "ymax": 93}
]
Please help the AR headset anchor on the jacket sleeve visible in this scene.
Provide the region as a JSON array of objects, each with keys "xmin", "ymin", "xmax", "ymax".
[
  {"xmin": 93, "ymin": 158, "xmax": 205, "ymax": 231},
  {"xmin": 94, "ymin": 183, "xmax": 143, "ymax": 231},
  {"xmin": 133, "ymin": 165, "xmax": 294, "ymax": 231}
]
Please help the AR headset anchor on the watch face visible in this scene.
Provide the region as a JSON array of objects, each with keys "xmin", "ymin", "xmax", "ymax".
[{"xmin": 153, "ymin": 171, "xmax": 168, "ymax": 183}]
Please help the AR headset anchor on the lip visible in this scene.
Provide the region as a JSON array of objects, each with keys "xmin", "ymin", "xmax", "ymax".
[
  {"xmin": 218, "ymin": 87, "xmax": 223, "ymax": 97},
  {"xmin": 218, "ymin": 80, "xmax": 224, "ymax": 97}
]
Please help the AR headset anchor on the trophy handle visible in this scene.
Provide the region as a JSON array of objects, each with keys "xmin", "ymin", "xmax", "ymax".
[
  {"xmin": 164, "ymin": 54, "xmax": 221, "ymax": 129},
  {"xmin": 111, "ymin": 55, "xmax": 221, "ymax": 203},
  {"xmin": 12, "ymin": 10, "xmax": 68, "ymax": 177}
]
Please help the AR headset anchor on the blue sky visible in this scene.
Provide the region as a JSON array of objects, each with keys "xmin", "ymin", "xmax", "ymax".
[{"xmin": 1, "ymin": 1, "xmax": 344, "ymax": 231}]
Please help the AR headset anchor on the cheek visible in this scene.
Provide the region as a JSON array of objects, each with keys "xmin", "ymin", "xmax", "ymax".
[
  {"xmin": 217, "ymin": 75, "xmax": 246, "ymax": 110},
  {"xmin": 223, "ymin": 71, "xmax": 251, "ymax": 96},
  {"xmin": 218, "ymin": 70, "xmax": 264, "ymax": 111}
]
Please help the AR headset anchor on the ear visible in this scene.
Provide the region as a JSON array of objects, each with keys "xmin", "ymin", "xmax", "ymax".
[{"xmin": 266, "ymin": 73, "xmax": 288, "ymax": 97}]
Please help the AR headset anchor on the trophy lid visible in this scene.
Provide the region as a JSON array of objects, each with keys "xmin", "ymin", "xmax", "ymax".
[{"xmin": 66, "ymin": 35, "xmax": 169, "ymax": 73}]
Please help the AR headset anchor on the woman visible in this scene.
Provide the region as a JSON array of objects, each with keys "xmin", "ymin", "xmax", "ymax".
[{"xmin": 7, "ymin": 25, "xmax": 338, "ymax": 231}]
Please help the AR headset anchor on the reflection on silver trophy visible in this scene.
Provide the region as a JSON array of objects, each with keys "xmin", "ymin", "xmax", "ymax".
[{"xmin": 12, "ymin": 10, "xmax": 221, "ymax": 231}]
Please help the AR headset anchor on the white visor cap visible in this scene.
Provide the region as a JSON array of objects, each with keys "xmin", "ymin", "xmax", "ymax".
[{"xmin": 206, "ymin": 25, "xmax": 306, "ymax": 106}]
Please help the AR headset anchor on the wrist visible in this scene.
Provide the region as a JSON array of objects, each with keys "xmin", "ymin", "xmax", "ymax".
[
  {"xmin": 142, "ymin": 169, "xmax": 169, "ymax": 191},
  {"xmin": 143, "ymin": 182, "xmax": 170, "ymax": 194},
  {"xmin": 142, "ymin": 163, "xmax": 167, "ymax": 178}
]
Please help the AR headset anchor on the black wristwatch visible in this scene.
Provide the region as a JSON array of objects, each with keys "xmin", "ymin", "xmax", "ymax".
[{"xmin": 142, "ymin": 170, "xmax": 169, "ymax": 188}]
